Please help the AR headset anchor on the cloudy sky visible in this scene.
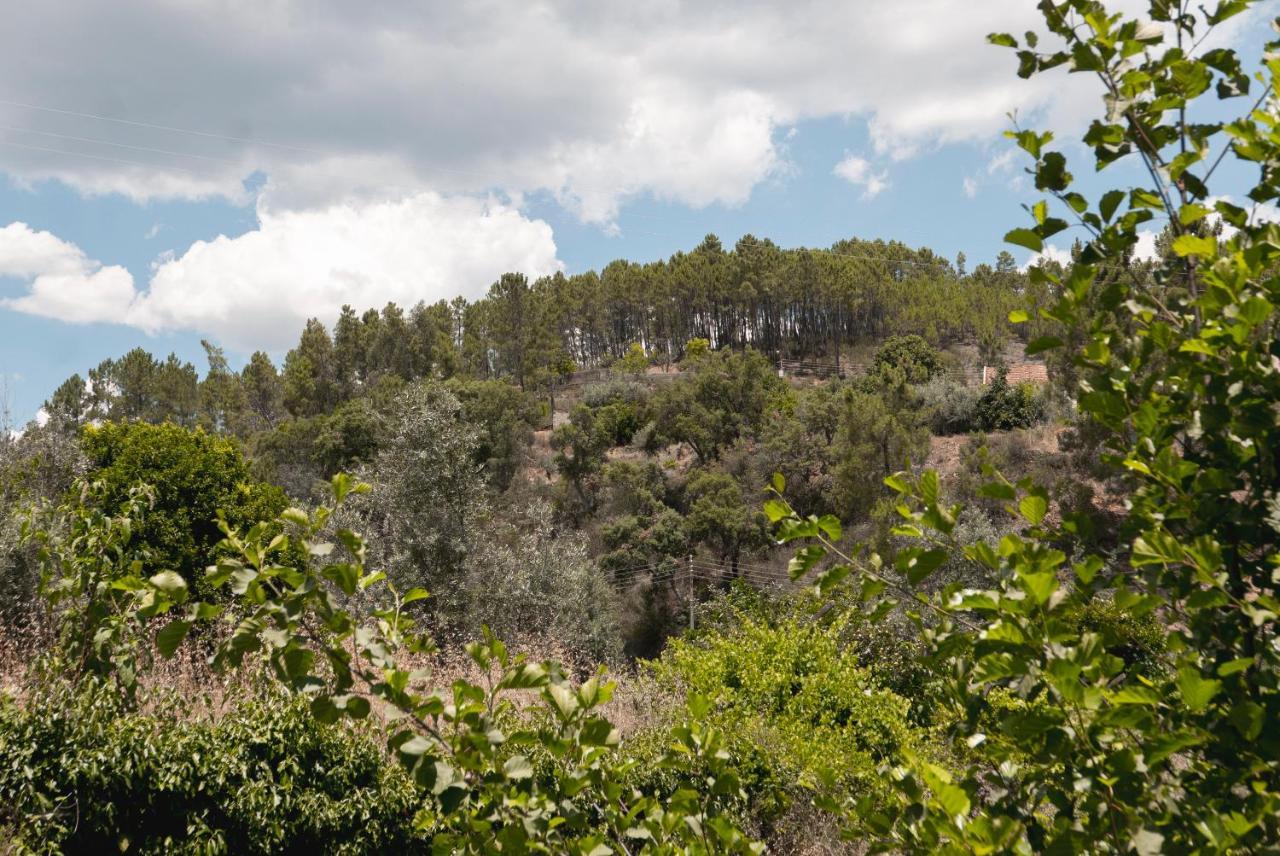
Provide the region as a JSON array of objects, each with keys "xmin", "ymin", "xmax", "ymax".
[{"xmin": 0, "ymin": 0, "xmax": 1271, "ymax": 422}]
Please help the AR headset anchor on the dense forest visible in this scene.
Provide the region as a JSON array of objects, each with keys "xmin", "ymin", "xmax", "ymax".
[{"xmin": 2, "ymin": 1, "xmax": 1280, "ymax": 852}]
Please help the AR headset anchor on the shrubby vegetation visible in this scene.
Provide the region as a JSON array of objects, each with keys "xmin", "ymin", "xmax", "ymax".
[
  {"xmin": 0, "ymin": 679, "xmax": 423, "ymax": 853},
  {"xmin": 1, "ymin": 0, "xmax": 1277, "ymax": 851}
]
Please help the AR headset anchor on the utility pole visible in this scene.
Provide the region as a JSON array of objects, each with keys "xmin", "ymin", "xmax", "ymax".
[{"xmin": 687, "ymin": 554, "xmax": 695, "ymax": 631}]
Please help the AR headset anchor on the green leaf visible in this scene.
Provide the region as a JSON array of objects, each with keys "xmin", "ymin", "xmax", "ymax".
[
  {"xmin": 1004, "ymin": 228, "xmax": 1043, "ymax": 252},
  {"xmin": 402, "ymin": 587, "xmax": 429, "ymax": 605},
  {"xmin": 1018, "ymin": 570, "xmax": 1058, "ymax": 605},
  {"xmin": 155, "ymin": 620, "xmax": 191, "ymax": 657},
  {"xmin": 1024, "ymin": 336, "xmax": 1063, "ymax": 356},
  {"xmin": 883, "ymin": 473, "xmax": 910, "ymax": 494},
  {"xmin": 149, "ymin": 571, "xmax": 188, "ymax": 597},
  {"xmin": 1171, "ymin": 234, "xmax": 1217, "ymax": 258},
  {"xmin": 1229, "ymin": 700, "xmax": 1264, "ymax": 739},
  {"xmin": 281, "ymin": 507, "xmax": 310, "ymax": 526},
  {"xmin": 763, "ymin": 498, "xmax": 790, "ymax": 523},
  {"xmin": 1111, "ymin": 686, "xmax": 1162, "ymax": 706},
  {"xmin": 788, "ymin": 545, "xmax": 827, "ymax": 581},
  {"xmin": 1099, "ymin": 189, "xmax": 1125, "ymax": 222},
  {"xmin": 1019, "ymin": 493, "xmax": 1048, "ymax": 525},
  {"xmin": 921, "ymin": 763, "xmax": 970, "ymax": 819},
  {"xmin": 816, "ymin": 514, "xmax": 842, "ymax": 542},
  {"xmin": 988, "ymin": 32, "xmax": 1018, "ymax": 47},
  {"xmin": 898, "ymin": 548, "xmax": 949, "ymax": 586},
  {"xmin": 503, "ymin": 755, "xmax": 534, "ymax": 780},
  {"xmin": 1217, "ymin": 658, "xmax": 1252, "ymax": 677},
  {"xmin": 1178, "ymin": 203, "xmax": 1211, "ymax": 225},
  {"xmin": 1177, "ymin": 666, "xmax": 1222, "ymax": 713},
  {"xmin": 1008, "ymin": 309, "xmax": 1030, "ymax": 323}
]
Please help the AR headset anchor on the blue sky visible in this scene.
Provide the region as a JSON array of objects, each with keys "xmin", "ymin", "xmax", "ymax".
[{"xmin": 0, "ymin": 1, "xmax": 1271, "ymax": 425}]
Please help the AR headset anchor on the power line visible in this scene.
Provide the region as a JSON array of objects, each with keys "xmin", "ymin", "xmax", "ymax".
[
  {"xmin": 0, "ymin": 138, "xmax": 204, "ymax": 174},
  {"xmin": 0, "ymin": 98, "xmax": 321, "ymax": 153},
  {"xmin": 0, "ymin": 124, "xmax": 248, "ymax": 166}
]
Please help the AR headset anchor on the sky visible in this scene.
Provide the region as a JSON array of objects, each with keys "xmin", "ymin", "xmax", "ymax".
[{"xmin": 0, "ymin": 0, "xmax": 1272, "ymax": 425}]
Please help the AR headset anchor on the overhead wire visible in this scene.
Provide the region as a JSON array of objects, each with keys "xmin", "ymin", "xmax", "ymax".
[{"xmin": 0, "ymin": 124, "xmax": 250, "ymax": 166}]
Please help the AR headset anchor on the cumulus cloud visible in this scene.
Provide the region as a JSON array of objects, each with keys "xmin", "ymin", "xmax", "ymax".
[
  {"xmin": 1022, "ymin": 244, "xmax": 1074, "ymax": 271},
  {"xmin": 1, "ymin": 194, "xmax": 561, "ymax": 349},
  {"xmin": 962, "ymin": 177, "xmax": 978, "ymax": 198},
  {"xmin": 0, "ymin": 222, "xmax": 138, "ymax": 323},
  {"xmin": 4, "ymin": 0, "xmax": 1234, "ymax": 222},
  {"xmin": 833, "ymin": 155, "xmax": 889, "ymax": 199},
  {"xmin": 1133, "ymin": 230, "xmax": 1160, "ymax": 262},
  {"xmin": 134, "ymin": 193, "xmax": 561, "ymax": 350}
]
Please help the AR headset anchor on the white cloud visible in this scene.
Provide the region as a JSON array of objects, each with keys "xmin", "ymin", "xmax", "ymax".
[
  {"xmin": 0, "ymin": 222, "xmax": 138, "ymax": 323},
  {"xmin": 1133, "ymin": 229, "xmax": 1160, "ymax": 261},
  {"xmin": 1, "ymin": 193, "xmax": 561, "ymax": 349},
  {"xmin": 1023, "ymin": 244, "xmax": 1073, "ymax": 271},
  {"xmin": 962, "ymin": 176, "xmax": 978, "ymax": 198},
  {"xmin": 987, "ymin": 149, "xmax": 1018, "ymax": 175},
  {"xmin": 135, "ymin": 193, "xmax": 560, "ymax": 350},
  {"xmin": 3, "ymin": 0, "xmax": 1236, "ymax": 223},
  {"xmin": 833, "ymin": 155, "xmax": 889, "ymax": 199}
]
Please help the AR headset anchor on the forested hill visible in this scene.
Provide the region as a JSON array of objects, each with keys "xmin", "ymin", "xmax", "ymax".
[{"xmin": 40, "ymin": 233, "xmax": 1033, "ymax": 431}]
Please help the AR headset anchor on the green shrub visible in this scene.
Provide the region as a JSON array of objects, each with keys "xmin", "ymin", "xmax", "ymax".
[
  {"xmin": 649, "ymin": 611, "xmax": 923, "ymax": 830},
  {"xmin": 593, "ymin": 401, "xmax": 642, "ymax": 447},
  {"xmin": 872, "ymin": 334, "xmax": 943, "ymax": 383},
  {"xmin": 80, "ymin": 422, "xmax": 291, "ymax": 600},
  {"xmin": 972, "ymin": 374, "xmax": 1044, "ymax": 431},
  {"xmin": 580, "ymin": 378, "xmax": 649, "ymax": 409},
  {"xmin": 917, "ymin": 375, "xmax": 980, "ymax": 434},
  {"xmin": 0, "ymin": 679, "xmax": 423, "ymax": 854}
]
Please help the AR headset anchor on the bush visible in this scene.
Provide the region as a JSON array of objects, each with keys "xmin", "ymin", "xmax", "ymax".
[
  {"xmin": 446, "ymin": 378, "xmax": 541, "ymax": 490},
  {"xmin": 593, "ymin": 401, "xmax": 642, "ymax": 447},
  {"xmin": 650, "ymin": 609, "xmax": 923, "ymax": 833},
  {"xmin": 0, "ymin": 426, "xmax": 85, "ymax": 624},
  {"xmin": 917, "ymin": 375, "xmax": 980, "ymax": 434},
  {"xmin": 614, "ymin": 342, "xmax": 650, "ymax": 376},
  {"xmin": 972, "ymin": 374, "xmax": 1044, "ymax": 431},
  {"xmin": 0, "ymin": 679, "xmax": 423, "ymax": 854},
  {"xmin": 872, "ymin": 334, "xmax": 943, "ymax": 383},
  {"xmin": 580, "ymin": 378, "xmax": 648, "ymax": 409},
  {"xmin": 461, "ymin": 502, "xmax": 623, "ymax": 664},
  {"xmin": 81, "ymin": 422, "xmax": 290, "ymax": 600}
]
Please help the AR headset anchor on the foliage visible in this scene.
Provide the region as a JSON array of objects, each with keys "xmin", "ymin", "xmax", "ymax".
[
  {"xmin": 684, "ymin": 338, "xmax": 711, "ymax": 361},
  {"xmin": 616, "ymin": 342, "xmax": 651, "ymax": 376},
  {"xmin": 0, "ymin": 679, "xmax": 423, "ymax": 854},
  {"xmin": 595, "ymin": 402, "xmax": 644, "ymax": 448},
  {"xmin": 650, "ymin": 608, "xmax": 921, "ymax": 835},
  {"xmin": 551, "ymin": 404, "xmax": 612, "ymax": 516},
  {"xmin": 872, "ymin": 334, "xmax": 944, "ymax": 383},
  {"xmin": 581, "ymin": 378, "xmax": 650, "ymax": 409},
  {"xmin": 461, "ymin": 502, "xmax": 623, "ymax": 663},
  {"xmin": 648, "ymin": 348, "xmax": 785, "ymax": 463},
  {"xmin": 828, "ymin": 379, "xmax": 931, "ymax": 521},
  {"xmin": 80, "ymin": 422, "xmax": 289, "ymax": 600},
  {"xmin": 684, "ymin": 470, "xmax": 770, "ymax": 574},
  {"xmin": 771, "ymin": 3, "xmax": 1280, "ymax": 850},
  {"xmin": 972, "ymin": 374, "xmax": 1045, "ymax": 432},
  {"xmin": 79, "ymin": 348, "xmax": 201, "ymax": 428},
  {"xmin": 0, "ymin": 425, "xmax": 85, "ymax": 623},
  {"xmin": 446, "ymin": 378, "xmax": 541, "ymax": 490},
  {"xmin": 343, "ymin": 382, "xmax": 484, "ymax": 611},
  {"xmin": 30, "ymin": 466, "xmax": 762, "ymax": 853},
  {"xmin": 917, "ymin": 375, "xmax": 981, "ymax": 435}
]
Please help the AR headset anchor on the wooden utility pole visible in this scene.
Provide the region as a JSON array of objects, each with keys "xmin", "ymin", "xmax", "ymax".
[{"xmin": 687, "ymin": 554, "xmax": 696, "ymax": 631}]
